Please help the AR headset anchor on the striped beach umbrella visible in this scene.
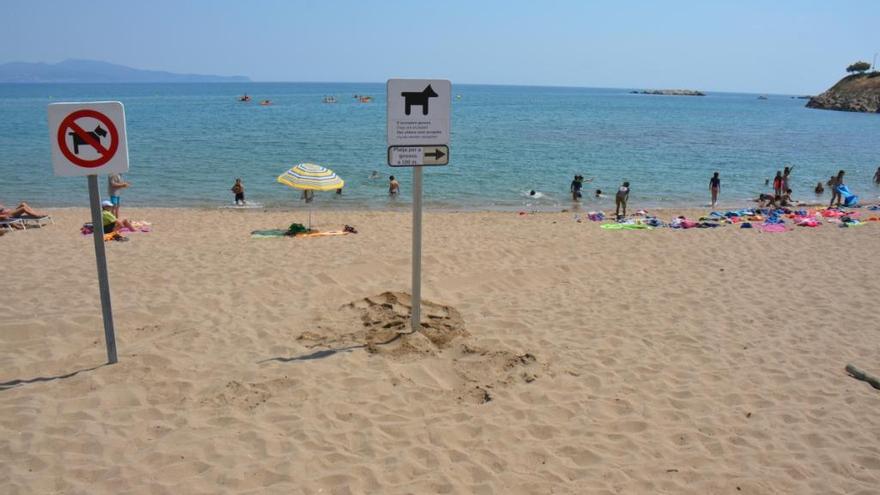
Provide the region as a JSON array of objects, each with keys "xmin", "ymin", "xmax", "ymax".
[
  {"xmin": 277, "ymin": 163, "xmax": 344, "ymax": 191},
  {"xmin": 276, "ymin": 163, "xmax": 344, "ymax": 230}
]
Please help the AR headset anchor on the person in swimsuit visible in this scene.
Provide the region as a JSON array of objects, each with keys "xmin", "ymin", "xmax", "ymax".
[
  {"xmin": 0, "ymin": 202, "xmax": 45, "ymax": 220},
  {"xmin": 615, "ymin": 181, "xmax": 630, "ymax": 219},
  {"xmin": 709, "ymin": 172, "xmax": 721, "ymax": 207},
  {"xmin": 874, "ymin": 166, "xmax": 880, "ymax": 185},
  {"xmin": 772, "ymin": 171, "xmax": 783, "ymax": 196},
  {"xmin": 231, "ymin": 178, "xmax": 245, "ymax": 205},
  {"xmin": 389, "ymin": 176, "xmax": 400, "ymax": 196},
  {"xmin": 781, "ymin": 165, "xmax": 794, "ymax": 195},
  {"xmin": 814, "ymin": 182, "xmax": 824, "ymax": 194},
  {"xmin": 828, "ymin": 170, "xmax": 845, "ymax": 208}
]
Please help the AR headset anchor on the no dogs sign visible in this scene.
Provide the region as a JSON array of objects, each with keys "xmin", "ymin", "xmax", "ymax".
[{"xmin": 48, "ymin": 101, "xmax": 129, "ymax": 176}]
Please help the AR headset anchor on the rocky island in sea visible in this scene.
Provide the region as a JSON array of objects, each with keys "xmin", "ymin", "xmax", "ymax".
[
  {"xmin": 630, "ymin": 89, "xmax": 705, "ymax": 96},
  {"xmin": 806, "ymin": 61, "xmax": 880, "ymax": 113}
]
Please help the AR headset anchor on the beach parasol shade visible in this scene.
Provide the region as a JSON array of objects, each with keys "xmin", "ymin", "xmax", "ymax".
[{"xmin": 277, "ymin": 163, "xmax": 344, "ymax": 191}]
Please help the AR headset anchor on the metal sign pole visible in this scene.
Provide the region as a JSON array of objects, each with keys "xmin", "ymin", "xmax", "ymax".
[
  {"xmin": 87, "ymin": 174, "xmax": 118, "ymax": 364},
  {"xmin": 411, "ymin": 167, "xmax": 423, "ymax": 333}
]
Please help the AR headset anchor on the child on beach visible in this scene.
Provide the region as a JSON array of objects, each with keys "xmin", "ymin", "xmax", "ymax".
[
  {"xmin": 615, "ymin": 181, "xmax": 630, "ymax": 219},
  {"xmin": 815, "ymin": 182, "xmax": 825, "ymax": 194},
  {"xmin": 231, "ymin": 178, "xmax": 245, "ymax": 205},
  {"xmin": 773, "ymin": 171, "xmax": 783, "ymax": 196},
  {"xmin": 709, "ymin": 172, "xmax": 721, "ymax": 207},
  {"xmin": 389, "ymin": 176, "xmax": 400, "ymax": 196}
]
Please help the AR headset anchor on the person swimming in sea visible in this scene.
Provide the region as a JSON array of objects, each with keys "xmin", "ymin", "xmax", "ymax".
[{"xmin": 814, "ymin": 182, "xmax": 824, "ymax": 194}]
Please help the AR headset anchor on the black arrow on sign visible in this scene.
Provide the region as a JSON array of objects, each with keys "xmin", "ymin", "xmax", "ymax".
[{"xmin": 424, "ymin": 148, "xmax": 446, "ymax": 160}]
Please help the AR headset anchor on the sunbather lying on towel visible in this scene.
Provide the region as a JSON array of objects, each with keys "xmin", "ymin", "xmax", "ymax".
[
  {"xmin": 0, "ymin": 202, "xmax": 46, "ymax": 219},
  {"xmin": 101, "ymin": 200, "xmax": 134, "ymax": 234}
]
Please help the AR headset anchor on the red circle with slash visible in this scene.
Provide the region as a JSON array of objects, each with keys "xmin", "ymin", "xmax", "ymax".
[{"xmin": 57, "ymin": 109, "xmax": 119, "ymax": 168}]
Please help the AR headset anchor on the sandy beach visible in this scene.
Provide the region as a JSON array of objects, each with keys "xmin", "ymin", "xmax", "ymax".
[{"xmin": 2, "ymin": 206, "xmax": 879, "ymax": 494}]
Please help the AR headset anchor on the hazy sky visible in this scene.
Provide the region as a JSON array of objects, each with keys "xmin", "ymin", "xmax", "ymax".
[{"xmin": 2, "ymin": 0, "xmax": 878, "ymax": 94}]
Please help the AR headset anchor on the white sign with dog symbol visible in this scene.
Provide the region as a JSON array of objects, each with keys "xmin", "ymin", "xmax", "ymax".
[
  {"xmin": 387, "ymin": 79, "xmax": 450, "ymax": 166},
  {"xmin": 48, "ymin": 101, "xmax": 129, "ymax": 177}
]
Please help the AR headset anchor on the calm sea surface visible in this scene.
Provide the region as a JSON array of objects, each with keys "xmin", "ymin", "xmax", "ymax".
[{"xmin": 2, "ymin": 82, "xmax": 879, "ymax": 210}]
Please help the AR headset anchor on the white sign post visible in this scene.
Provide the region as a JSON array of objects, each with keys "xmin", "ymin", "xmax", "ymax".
[
  {"xmin": 48, "ymin": 101, "xmax": 129, "ymax": 364},
  {"xmin": 386, "ymin": 79, "xmax": 451, "ymax": 332}
]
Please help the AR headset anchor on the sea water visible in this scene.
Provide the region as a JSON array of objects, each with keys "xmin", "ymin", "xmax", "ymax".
[{"xmin": 1, "ymin": 82, "xmax": 879, "ymax": 210}]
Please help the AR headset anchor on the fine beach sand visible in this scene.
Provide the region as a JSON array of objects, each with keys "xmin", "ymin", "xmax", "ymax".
[{"xmin": 2, "ymin": 207, "xmax": 880, "ymax": 494}]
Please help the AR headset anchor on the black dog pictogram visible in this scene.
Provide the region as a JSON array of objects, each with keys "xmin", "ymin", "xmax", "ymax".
[
  {"xmin": 401, "ymin": 84, "xmax": 438, "ymax": 115},
  {"xmin": 68, "ymin": 125, "xmax": 108, "ymax": 154}
]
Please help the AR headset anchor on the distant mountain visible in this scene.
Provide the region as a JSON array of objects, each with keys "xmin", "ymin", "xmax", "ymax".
[{"xmin": 0, "ymin": 59, "xmax": 250, "ymax": 83}]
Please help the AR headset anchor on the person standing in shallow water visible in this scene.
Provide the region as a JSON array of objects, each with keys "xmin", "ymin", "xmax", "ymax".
[
  {"xmin": 709, "ymin": 172, "xmax": 721, "ymax": 207},
  {"xmin": 615, "ymin": 181, "xmax": 630, "ymax": 220},
  {"xmin": 828, "ymin": 170, "xmax": 845, "ymax": 208},
  {"xmin": 389, "ymin": 175, "xmax": 400, "ymax": 196}
]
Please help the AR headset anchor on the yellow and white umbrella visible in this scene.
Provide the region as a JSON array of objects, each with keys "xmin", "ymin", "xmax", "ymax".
[
  {"xmin": 277, "ymin": 163, "xmax": 344, "ymax": 191},
  {"xmin": 276, "ymin": 163, "xmax": 344, "ymax": 229}
]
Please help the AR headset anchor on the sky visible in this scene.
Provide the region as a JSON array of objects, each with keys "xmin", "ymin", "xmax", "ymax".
[{"xmin": 1, "ymin": 0, "xmax": 878, "ymax": 94}]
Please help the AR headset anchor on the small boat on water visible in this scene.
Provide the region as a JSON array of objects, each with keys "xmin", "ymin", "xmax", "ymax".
[
  {"xmin": 260, "ymin": 99, "xmax": 272, "ymax": 106},
  {"xmin": 358, "ymin": 95, "xmax": 373, "ymax": 103},
  {"xmin": 757, "ymin": 95, "xmax": 768, "ymax": 100},
  {"xmin": 322, "ymin": 96, "xmax": 337, "ymax": 103},
  {"xmin": 238, "ymin": 94, "xmax": 251, "ymax": 102}
]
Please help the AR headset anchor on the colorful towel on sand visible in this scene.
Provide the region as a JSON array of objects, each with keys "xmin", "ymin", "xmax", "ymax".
[
  {"xmin": 251, "ymin": 229, "xmax": 289, "ymax": 238},
  {"xmin": 294, "ymin": 230, "xmax": 350, "ymax": 238},
  {"xmin": 600, "ymin": 223, "xmax": 651, "ymax": 230},
  {"xmin": 760, "ymin": 223, "xmax": 787, "ymax": 233}
]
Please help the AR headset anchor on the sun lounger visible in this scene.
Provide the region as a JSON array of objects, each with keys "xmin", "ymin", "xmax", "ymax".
[
  {"xmin": 0, "ymin": 218, "xmax": 26, "ymax": 231},
  {"xmin": 17, "ymin": 215, "xmax": 53, "ymax": 228}
]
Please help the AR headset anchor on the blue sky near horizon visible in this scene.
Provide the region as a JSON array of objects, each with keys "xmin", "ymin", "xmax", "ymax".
[{"xmin": 1, "ymin": 0, "xmax": 878, "ymax": 94}]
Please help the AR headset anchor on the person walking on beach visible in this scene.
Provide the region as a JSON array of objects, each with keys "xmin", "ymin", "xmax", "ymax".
[
  {"xmin": 108, "ymin": 173, "xmax": 129, "ymax": 217},
  {"xmin": 389, "ymin": 175, "xmax": 400, "ymax": 196},
  {"xmin": 709, "ymin": 172, "xmax": 721, "ymax": 207},
  {"xmin": 615, "ymin": 181, "xmax": 630, "ymax": 220},
  {"xmin": 828, "ymin": 170, "xmax": 845, "ymax": 208},
  {"xmin": 231, "ymin": 178, "xmax": 245, "ymax": 205}
]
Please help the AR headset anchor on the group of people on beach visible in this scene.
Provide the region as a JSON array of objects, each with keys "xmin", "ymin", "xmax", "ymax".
[
  {"xmin": 228, "ymin": 173, "xmax": 401, "ymax": 206},
  {"xmin": 564, "ymin": 165, "xmax": 880, "ymax": 219}
]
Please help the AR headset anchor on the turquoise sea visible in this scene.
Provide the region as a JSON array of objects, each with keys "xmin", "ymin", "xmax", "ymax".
[{"xmin": 2, "ymin": 82, "xmax": 879, "ymax": 210}]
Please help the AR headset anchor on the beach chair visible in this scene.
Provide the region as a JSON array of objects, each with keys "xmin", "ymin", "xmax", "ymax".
[
  {"xmin": 0, "ymin": 218, "xmax": 26, "ymax": 231},
  {"xmin": 18, "ymin": 215, "xmax": 54, "ymax": 228}
]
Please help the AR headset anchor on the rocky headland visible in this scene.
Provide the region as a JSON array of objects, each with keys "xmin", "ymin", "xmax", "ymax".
[{"xmin": 806, "ymin": 72, "xmax": 880, "ymax": 113}]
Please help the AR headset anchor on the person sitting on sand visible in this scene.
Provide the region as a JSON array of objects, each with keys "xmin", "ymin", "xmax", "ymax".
[
  {"xmin": 231, "ymin": 178, "xmax": 245, "ymax": 205},
  {"xmin": 814, "ymin": 182, "xmax": 824, "ymax": 195},
  {"xmin": 755, "ymin": 193, "xmax": 779, "ymax": 208},
  {"xmin": 0, "ymin": 201, "xmax": 46, "ymax": 220},
  {"xmin": 615, "ymin": 181, "xmax": 630, "ymax": 219},
  {"xmin": 780, "ymin": 189, "xmax": 795, "ymax": 207},
  {"xmin": 101, "ymin": 200, "xmax": 134, "ymax": 233}
]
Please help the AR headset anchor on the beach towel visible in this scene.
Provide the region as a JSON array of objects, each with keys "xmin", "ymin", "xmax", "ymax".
[
  {"xmin": 837, "ymin": 185, "xmax": 859, "ymax": 207},
  {"xmin": 294, "ymin": 230, "xmax": 351, "ymax": 238},
  {"xmin": 251, "ymin": 229, "xmax": 288, "ymax": 238},
  {"xmin": 587, "ymin": 211, "xmax": 605, "ymax": 221},
  {"xmin": 760, "ymin": 223, "xmax": 786, "ymax": 233},
  {"xmin": 600, "ymin": 223, "xmax": 650, "ymax": 230}
]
